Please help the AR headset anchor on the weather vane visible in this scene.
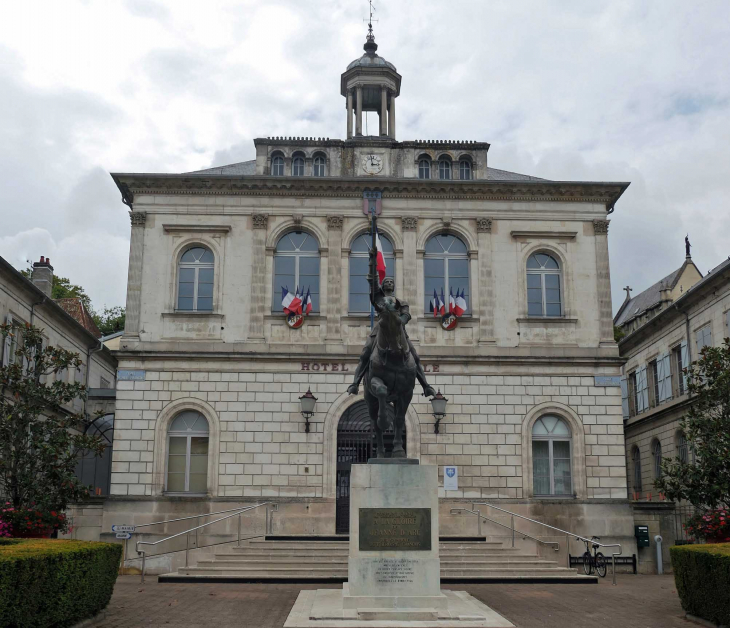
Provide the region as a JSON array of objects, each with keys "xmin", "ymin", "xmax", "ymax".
[{"xmin": 364, "ymin": 0, "xmax": 378, "ymax": 38}]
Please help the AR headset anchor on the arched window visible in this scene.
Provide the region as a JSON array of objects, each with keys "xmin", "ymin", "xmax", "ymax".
[
  {"xmin": 532, "ymin": 415, "xmax": 572, "ymax": 496},
  {"xmin": 424, "ymin": 233, "xmax": 469, "ymax": 313},
  {"xmin": 527, "ymin": 252, "xmax": 562, "ymax": 317},
  {"xmin": 459, "ymin": 159, "xmax": 472, "ymax": 180},
  {"xmin": 271, "ymin": 153, "xmax": 284, "ymax": 176},
  {"xmin": 292, "ymin": 153, "xmax": 305, "ymax": 176},
  {"xmin": 418, "ymin": 158, "xmax": 431, "ymax": 179},
  {"xmin": 273, "ymin": 232, "xmax": 320, "ymax": 312},
  {"xmin": 632, "ymin": 446, "xmax": 642, "ymax": 493},
  {"xmin": 313, "ymin": 154, "xmax": 326, "ymax": 177},
  {"xmin": 349, "ymin": 232, "xmax": 395, "ymax": 313},
  {"xmin": 167, "ymin": 411, "xmax": 209, "ymax": 493},
  {"xmin": 676, "ymin": 431, "xmax": 688, "ymax": 464},
  {"xmin": 75, "ymin": 413, "xmax": 114, "ymax": 497},
  {"xmin": 438, "ymin": 157, "xmax": 452, "ymax": 180},
  {"xmin": 178, "ymin": 246, "xmax": 214, "ymax": 312},
  {"xmin": 652, "ymin": 439, "xmax": 663, "ymax": 479}
]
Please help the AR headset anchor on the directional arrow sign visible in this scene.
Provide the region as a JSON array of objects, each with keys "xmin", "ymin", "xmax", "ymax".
[
  {"xmin": 115, "ymin": 532, "xmax": 132, "ymax": 540},
  {"xmin": 111, "ymin": 524, "xmax": 135, "ymax": 533}
]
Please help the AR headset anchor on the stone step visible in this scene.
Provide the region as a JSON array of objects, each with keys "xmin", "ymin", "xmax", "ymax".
[{"xmin": 197, "ymin": 558, "xmax": 558, "ymax": 570}]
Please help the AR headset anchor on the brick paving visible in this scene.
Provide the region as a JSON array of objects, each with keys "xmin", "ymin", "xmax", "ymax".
[{"xmin": 89, "ymin": 574, "xmax": 688, "ymax": 627}]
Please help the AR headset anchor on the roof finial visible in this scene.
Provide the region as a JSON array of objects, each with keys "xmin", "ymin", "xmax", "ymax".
[
  {"xmin": 685, "ymin": 234, "xmax": 692, "ymax": 259},
  {"xmin": 363, "ymin": 0, "xmax": 378, "ymax": 54},
  {"xmin": 624, "ymin": 286, "xmax": 632, "ymax": 302}
]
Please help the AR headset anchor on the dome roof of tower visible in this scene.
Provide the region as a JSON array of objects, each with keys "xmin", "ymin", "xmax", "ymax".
[{"xmin": 346, "ymin": 53, "xmax": 397, "ymax": 72}]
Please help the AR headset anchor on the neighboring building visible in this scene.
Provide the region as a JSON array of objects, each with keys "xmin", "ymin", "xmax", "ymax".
[
  {"xmin": 615, "ymin": 248, "xmax": 730, "ymax": 572},
  {"xmin": 106, "ymin": 30, "xmax": 635, "ymax": 571},
  {"xmin": 0, "ymin": 255, "xmax": 118, "ymax": 528}
]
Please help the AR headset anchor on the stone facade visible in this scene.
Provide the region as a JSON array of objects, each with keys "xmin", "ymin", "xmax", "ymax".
[
  {"xmin": 616, "ymin": 254, "xmax": 730, "ymax": 572},
  {"xmin": 101, "ymin": 34, "xmax": 639, "ymax": 571}
]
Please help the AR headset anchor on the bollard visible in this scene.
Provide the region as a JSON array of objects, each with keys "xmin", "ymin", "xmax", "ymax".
[{"xmin": 654, "ymin": 535, "xmax": 663, "ymax": 575}]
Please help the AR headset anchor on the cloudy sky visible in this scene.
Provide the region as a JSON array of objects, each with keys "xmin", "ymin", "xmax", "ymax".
[{"xmin": 1, "ymin": 0, "xmax": 729, "ymax": 313}]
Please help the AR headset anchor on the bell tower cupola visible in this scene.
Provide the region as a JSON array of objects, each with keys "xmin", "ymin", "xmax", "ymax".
[{"xmin": 340, "ymin": 19, "xmax": 401, "ymax": 140}]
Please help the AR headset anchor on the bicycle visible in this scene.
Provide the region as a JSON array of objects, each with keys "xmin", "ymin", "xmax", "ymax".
[{"xmin": 582, "ymin": 536, "xmax": 607, "ymax": 577}]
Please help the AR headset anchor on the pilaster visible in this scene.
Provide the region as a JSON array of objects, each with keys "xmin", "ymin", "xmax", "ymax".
[
  {"xmin": 249, "ymin": 213, "xmax": 269, "ymax": 342},
  {"xmin": 593, "ymin": 219, "xmax": 614, "ymax": 345},
  {"xmin": 123, "ymin": 211, "xmax": 146, "ymax": 338},
  {"xmin": 355, "ymin": 85, "xmax": 363, "ymax": 136},
  {"xmin": 326, "ymin": 215, "xmax": 344, "ymax": 342},
  {"xmin": 477, "ymin": 217, "xmax": 495, "ymax": 344},
  {"xmin": 401, "ymin": 216, "xmax": 419, "ymax": 341}
]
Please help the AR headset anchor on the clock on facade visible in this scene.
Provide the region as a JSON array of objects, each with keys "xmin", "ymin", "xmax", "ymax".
[{"xmin": 361, "ymin": 154, "xmax": 383, "ymax": 175}]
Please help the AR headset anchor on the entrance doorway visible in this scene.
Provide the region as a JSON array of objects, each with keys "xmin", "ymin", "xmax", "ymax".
[{"xmin": 335, "ymin": 401, "xmax": 405, "ymax": 534}]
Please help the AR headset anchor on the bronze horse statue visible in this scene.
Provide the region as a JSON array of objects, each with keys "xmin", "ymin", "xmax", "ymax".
[{"xmin": 363, "ymin": 282, "xmax": 415, "ymax": 458}]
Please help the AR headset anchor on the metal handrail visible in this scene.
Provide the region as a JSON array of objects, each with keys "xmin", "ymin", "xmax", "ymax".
[
  {"xmin": 449, "ymin": 507, "xmax": 560, "ymax": 552},
  {"xmin": 135, "ymin": 502, "xmax": 277, "ymax": 583},
  {"xmin": 470, "ymin": 502, "xmax": 623, "ymax": 585},
  {"xmin": 133, "ymin": 505, "xmax": 266, "ymax": 530}
]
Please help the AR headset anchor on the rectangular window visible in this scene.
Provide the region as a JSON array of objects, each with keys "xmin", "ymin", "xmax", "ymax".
[
  {"xmin": 628, "ymin": 371, "xmax": 637, "ymax": 417},
  {"xmin": 7, "ymin": 319, "xmax": 25, "ymax": 365},
  {"xmin": 647, "ymin": 360, "xmax": 659, "ymax": 408},
  {"xmin": 672, "ymin": 345, "xmax": 685, "ymax": 397},
  {"xmin": 695, "ymin": 324, "xmax": 712, "ymax": 353}
]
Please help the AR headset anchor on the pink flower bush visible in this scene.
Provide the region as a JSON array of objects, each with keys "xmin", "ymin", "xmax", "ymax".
[{"xmin": 684, "ymin": 509, "xmax": 730, "ymax": 542}]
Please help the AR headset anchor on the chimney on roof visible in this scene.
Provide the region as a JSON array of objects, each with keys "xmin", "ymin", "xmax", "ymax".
[{"xmin": 31, "ymin": 256, "xmax": 53, "ymax": 298}]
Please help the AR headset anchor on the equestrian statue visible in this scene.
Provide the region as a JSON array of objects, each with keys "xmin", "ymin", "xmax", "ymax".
[{"xmin": 347, "ymin": 227, "xmax": 436, "ymax": 459}]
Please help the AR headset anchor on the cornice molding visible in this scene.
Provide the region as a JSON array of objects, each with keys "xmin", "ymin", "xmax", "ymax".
[
  {"xmin": 162, "ymin": 224, "xmax": 231, "ymax": 234},
  {"xmin": 111, "ymin": 174, "xmax": 629, "ymax": 206},
  {"xmin": 511, "ymin": 230, "xmax": 577, "ymax": 241}
]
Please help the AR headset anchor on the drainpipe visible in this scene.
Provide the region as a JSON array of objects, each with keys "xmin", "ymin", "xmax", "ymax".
[
  {"xmin": 29, "ymin": 296, "xmax": 47, "ymax": 326},
  {"xmin": 84, "ymin": 338, "xmax": 104, "ymax": 418}
]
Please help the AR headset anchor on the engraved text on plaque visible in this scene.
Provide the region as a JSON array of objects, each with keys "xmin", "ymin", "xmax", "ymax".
[{"xmin": 359, "ymin": 508, "xmax": 431, "ymax": 551}]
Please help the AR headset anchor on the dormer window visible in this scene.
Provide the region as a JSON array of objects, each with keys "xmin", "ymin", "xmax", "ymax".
[
  {"xmin": 418, "ymin": 158, "xmax": 431, "ymax": 179},
  {"xmin": 459, "ymin": 159, "xmax": 472, "ymax": 180},
  {"xmin": 271, "ymin": 154, "xmax": 284, "ymax": 176},
  {"xmin": 438, "ymin": 157, "xmax": 452, "ymax": 180}
]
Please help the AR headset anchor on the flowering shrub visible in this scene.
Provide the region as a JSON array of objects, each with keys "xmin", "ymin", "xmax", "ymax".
[
  {"xmin": 0, "ymin": 502, "xmax": 69, "ymax": 537},
  {"xmin": 684, "ymin": 509, "xmax": 730, "ymax": 542}
]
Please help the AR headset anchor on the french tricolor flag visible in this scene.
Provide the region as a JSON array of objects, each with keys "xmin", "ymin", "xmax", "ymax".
[
  {"xmin": 431, "ymin": 289, "xmax": 440, "ymax": 317},
  {"xmin": 449, "ymin": 288, "xmax": 456, "ymax": 315},
  {"xmin": 375, "ymin": 227, "xmax": 386, "ymax": 285},
  {"xmin": 439, "ymin": 288, "xmax": 446, "ymax": 316},
  {"xmin": 304, "ymin": 288, "xmax": 313, "ymax": 315},
  {"xmin": 281, "ymin": 286, "xmax": 302, "ymax": 314},
  {"xmin": 454, "ymin": 289, "xmax": 467, "ymax": 317}
]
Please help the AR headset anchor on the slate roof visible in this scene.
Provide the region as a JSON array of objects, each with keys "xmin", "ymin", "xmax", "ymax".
[
  {"xmin": 614, "ymin": 264, "xmax": 687, "ymax": 327},
  {"xmin": 186, "ymin": 160, "xmax": 256, "ymax": 176},
  {"xmin": 484, "ymin": 167, "xmax": 546, "ymax": 182},
  {"xmin": 185, "ymin": 161, "xmax": 544, "ymax": 181},
  {"xmin": 54, "ymin": 298, "xmax": 102, "ymax": 339},
  {"xmin": 346, "ymin": 53, "xmax": 397, "ymax": 72}
]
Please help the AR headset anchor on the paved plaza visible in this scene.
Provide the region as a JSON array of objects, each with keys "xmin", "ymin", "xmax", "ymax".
[{"xmin": 89, "ymin": 575, "xmax": 689, "ymax": 628}]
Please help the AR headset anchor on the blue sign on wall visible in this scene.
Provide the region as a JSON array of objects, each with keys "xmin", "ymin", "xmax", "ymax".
[
  {"xmin": 594, "ymin": 376, "xmax": 621, "ymax": 387},
  {"xmin": 117, "ymin": 370, "xmax": 145, "ymax": 381}
]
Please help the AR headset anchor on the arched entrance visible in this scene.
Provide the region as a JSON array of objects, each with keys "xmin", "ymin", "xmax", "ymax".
[{"xmin": 335, "ymin": 401, "xmax": 405, "ymax": 534}]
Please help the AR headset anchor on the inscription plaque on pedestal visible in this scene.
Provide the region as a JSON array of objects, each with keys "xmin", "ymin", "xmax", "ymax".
[{"xmin": 359, "ymin": 507, "xmax": 431, "ymax": 551}]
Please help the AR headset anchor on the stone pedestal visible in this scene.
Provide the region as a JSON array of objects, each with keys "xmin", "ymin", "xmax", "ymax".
[
  {"xmin": 284, "ymin": 459, "xmax": 514, "ymax": 627},
  {"xmin": 344, "ymin": 461, "xmax": 446, "ymax": 612}
]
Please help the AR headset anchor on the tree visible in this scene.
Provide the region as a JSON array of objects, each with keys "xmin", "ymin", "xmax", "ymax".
[
  {"xmin": 0, "ymin": 322, "xmax": 104, "ymax": 523},
  {"xmin": 614, "ymin": 325, "xmax": 626, "ymax": 343},
  {"xmin": 20, "ymin": 267, "xmax": 92, "ymax": 312},
  {"xmin": 92, "ymin": 305, "xmax": 126, "ymax": 336},
  {"xmin": 655, "ymin": 339, "xmax": 730, "ymax": 511}
]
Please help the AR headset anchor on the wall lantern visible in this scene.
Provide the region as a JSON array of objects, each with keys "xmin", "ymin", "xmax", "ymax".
[
  {"xmin": 299, "ymin": 388, "xmax": 318, "ymax": 433},
  {"xmin": 431, "ymin": 389, "xmax": 448, "ymax": 434}
]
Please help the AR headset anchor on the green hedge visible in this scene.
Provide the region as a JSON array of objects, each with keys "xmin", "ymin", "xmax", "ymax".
[
  {"xmin": 0, "ymin": 538, "xmax": 122, "ymax": 628},
  {"xmin": 670, "ymin": 543, "xmax": 730, "ymax": 626}
]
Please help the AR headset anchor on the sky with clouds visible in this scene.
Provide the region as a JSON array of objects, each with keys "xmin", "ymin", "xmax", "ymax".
[{"xmin": 1, "ymin": 0, "xmax": 728, "ymax": 314}]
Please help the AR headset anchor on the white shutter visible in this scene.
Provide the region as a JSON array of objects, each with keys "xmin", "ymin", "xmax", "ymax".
[
  {"xmin": 636, "ymin": 365, "xmax": 648, "ymax": 413},
  {"xmin": 620, "ymin": 376, "xmax": 629, "ymax": 420},
  {"xmin": 680, "ymin": 340, "xmax": 689, "ymax": 391},
  {"xmin": 656, "ymin": 353, "xmax": 666, "ymax": 402},
  {"xmin": 1, "ymin": 314, "xmax": 11, "ymax": 367},
  {"xmin": 659, "ymin": 352, "xmax": 672, "ymax": 401}
]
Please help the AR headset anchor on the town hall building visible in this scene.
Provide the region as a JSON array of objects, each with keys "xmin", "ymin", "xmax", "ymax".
[{"xmin": 106, "ymin": 29, "xmax": 636, "ymax": 572}]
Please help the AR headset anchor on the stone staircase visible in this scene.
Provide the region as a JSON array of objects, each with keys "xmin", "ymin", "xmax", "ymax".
[{"xmin": 159, "ymin": 538, "xmax": 595, "ymax": 583}]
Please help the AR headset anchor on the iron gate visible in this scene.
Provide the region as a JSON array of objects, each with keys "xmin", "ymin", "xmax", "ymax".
[{"xmin": 335, "ymin": 401, "xmax": 404, "ymax": 534}]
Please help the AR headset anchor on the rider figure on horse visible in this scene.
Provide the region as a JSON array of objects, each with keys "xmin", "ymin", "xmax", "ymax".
[{"xmin": 347, "ymin": 275, "xmax": 436, "ymax": 399}]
